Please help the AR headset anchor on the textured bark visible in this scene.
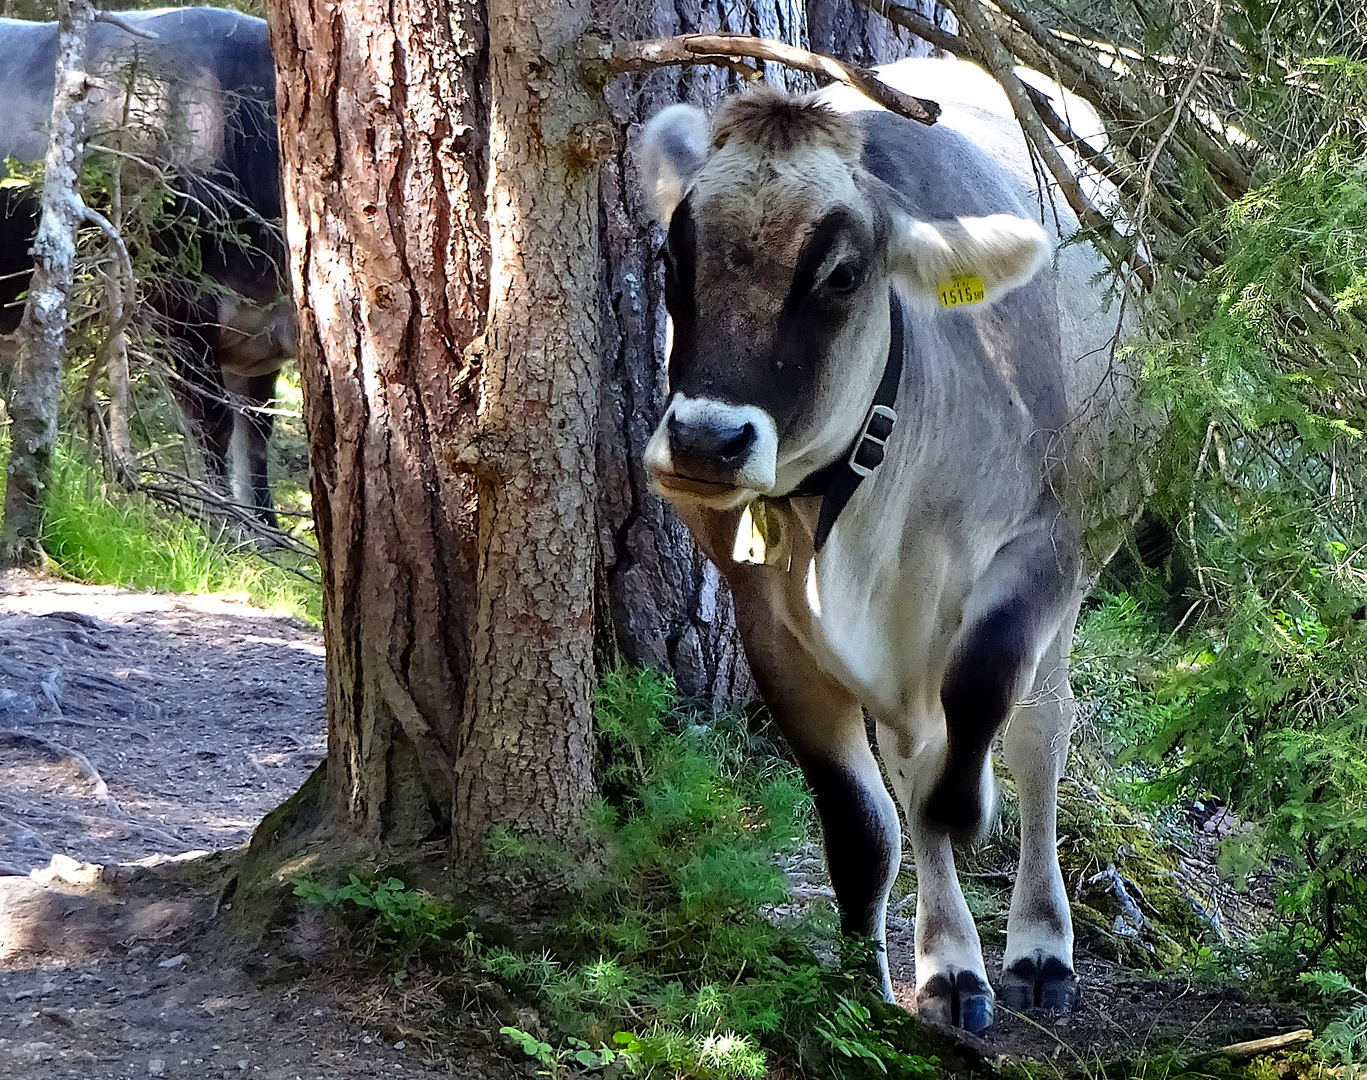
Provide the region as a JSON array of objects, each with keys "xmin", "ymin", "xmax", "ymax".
[
  {"xmin": 0, "ymin": 0, "xmax": 94, "ymax": 568},
  {"xmin": 265, "ymin": 0, "xmax": 488, "ymax": 844},
  {"xmin": 593, "ymin": 0, "xmax": 939, "ymax": 705},
  {"xmin": 807, "ymin": 0, "xmax": 946, "ymax": 66},
  {"xmin": 449, "ymin": 0, "xmax": 605, "ymax": 858}
]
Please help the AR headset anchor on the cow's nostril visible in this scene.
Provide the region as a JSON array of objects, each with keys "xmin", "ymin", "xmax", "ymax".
[{"xmin": 719, "ymin": 423, "xmax": 756, "ymax": 462}]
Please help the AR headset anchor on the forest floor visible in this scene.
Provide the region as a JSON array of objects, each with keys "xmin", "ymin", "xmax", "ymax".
[{"xmin": 0, "ymin": 570, "xmax": 1309, "ymax": 1079}]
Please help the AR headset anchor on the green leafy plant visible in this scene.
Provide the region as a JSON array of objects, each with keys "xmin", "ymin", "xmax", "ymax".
[
  {"xmin": 1300, "ymin": 971, "xmax": 1367, "ymax": 1066},
  {"xmin": 815, "ymin": 997, "xmax": 940, "ymax": 1079},
  {"xmin": 4, "ymin": 443, "xmax": 320, "ymax": 621},
  {"xmin": 296, "ymin": 668, "xmax": 952, "ymax": 1079},
  {"xmin": 292, "ymin": 874, "xmax": 457, "ymax": 951}
]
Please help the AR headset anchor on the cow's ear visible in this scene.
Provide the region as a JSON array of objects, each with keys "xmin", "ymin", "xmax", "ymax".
[
  {"xmin": 889, "ymin": 213, "xmax": 1051, "ymax": 308},
  {"xmin": 638, "ymin": 104, "xmax": 709, "ymax": 221}
]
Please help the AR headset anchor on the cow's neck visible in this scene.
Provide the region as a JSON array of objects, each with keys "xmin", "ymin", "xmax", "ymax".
[{"xmin": 792, "ymin": 288, "xmax": 905, "ymax": 551}]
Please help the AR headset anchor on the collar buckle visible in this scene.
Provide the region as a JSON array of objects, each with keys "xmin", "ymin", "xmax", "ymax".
[{"xmin": 848, "ymin": 403, "xmax": 898, "ymax": 478}]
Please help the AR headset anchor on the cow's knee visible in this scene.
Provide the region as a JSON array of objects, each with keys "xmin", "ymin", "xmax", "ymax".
[{"xmin": 923, "ymin": 599, "xmax": 1033, "ymax": 839}]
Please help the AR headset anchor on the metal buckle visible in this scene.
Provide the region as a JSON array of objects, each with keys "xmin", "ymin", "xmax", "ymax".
[{"xmin": 847, "ymin": 404, "xmax": 897, "ymax": 478}]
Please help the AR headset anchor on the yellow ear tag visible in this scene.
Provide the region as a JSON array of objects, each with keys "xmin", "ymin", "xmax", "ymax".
[
  {"xmin": 732, "ymin": 499, "xmax": 792, "ymax": 569},
  {"xmin": 937, "ymin": 273, "xmax": 987, "ymax": 308}
]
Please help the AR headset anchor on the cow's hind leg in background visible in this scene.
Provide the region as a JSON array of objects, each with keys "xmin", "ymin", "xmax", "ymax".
[
  {"xmin": 175, "ymin": 350, "xmax": 280, "ymax": 529},
  {"xmin": 224, "ymin": 368, "xmax": 280, "ymax": 529},
  {"xmin": 176, "ymin": 346, "xmax": 237, "ymax": 501},
  {"xmin": 728, "ymin": 566, "xmax": 903, "ymax": 1000},
  {"xmin": 878, "ymin": 523, "xmax": 1079, "ymax": 1033},
  {"xmin": 997, "ymin": 603, "xmax": 1083, "ymax": 1012}
]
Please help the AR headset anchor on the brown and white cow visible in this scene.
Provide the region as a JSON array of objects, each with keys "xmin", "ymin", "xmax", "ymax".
[{"xmin": 637, "ymin": 58, "xmax": 1135, "ymax": 1033}]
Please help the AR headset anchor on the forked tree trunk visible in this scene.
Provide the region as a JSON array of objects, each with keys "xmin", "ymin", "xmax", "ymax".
[
  {"xmin": 1, "ymin": 0, "xmax": 95, "ymax": 568},
  {"xmin": 450, "ymin": 0, "xmax": 605, "ymax": 859},
  {"xmin": 265, "ymin": 0, "xmax": 489, "ymax": 844}
]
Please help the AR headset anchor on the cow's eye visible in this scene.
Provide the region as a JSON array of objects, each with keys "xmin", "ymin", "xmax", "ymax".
[{"xmin": 825, "ymin": 261, "xmax": 862, "ymax": 294}]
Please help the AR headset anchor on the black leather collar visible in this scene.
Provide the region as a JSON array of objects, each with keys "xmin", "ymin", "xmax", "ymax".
[{"xmin": 792, "ymin": 289, "xmax": 904, "ymax": 552}]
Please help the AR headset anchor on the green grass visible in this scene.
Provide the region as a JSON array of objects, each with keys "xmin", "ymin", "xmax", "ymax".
[{"xmin": 0, "ymin": 438, "xmax": 320, "ymax": 622}]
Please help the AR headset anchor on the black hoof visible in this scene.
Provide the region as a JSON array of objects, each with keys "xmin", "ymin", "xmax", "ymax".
[
  {"xmin": 999, "ymin": 954, "xmax": 1078, "ymax": 1011},
  {"xmin": 915, "ymin": 970, "xmax": 994, "ymax": 1034}
]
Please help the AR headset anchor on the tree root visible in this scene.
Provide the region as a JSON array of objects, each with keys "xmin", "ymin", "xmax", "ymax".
[{"xmin": 0, "ymin": 729, "xmax": 124, "ymax": 816}]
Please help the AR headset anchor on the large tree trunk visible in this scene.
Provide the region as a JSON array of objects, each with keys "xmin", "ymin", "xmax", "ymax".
[
  {"xmin": 265, "ymin": 0, "xmax": 488, "ymax": 845},
  {"xmin": 450, "ymin": 0, "xmax": 605, "ymax": 859},
  {"xmin": 593, "ymin": 0, "xmax": 938, "ymax": 704},
  {"xmin": 1, "ymin": 0, "xmax": 95, "ymax": 568}
]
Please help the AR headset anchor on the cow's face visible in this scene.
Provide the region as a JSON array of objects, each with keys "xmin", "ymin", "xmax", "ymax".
[{"xmin": 638, "ymin": 91, "xmax": 1049, "ymax": 511}]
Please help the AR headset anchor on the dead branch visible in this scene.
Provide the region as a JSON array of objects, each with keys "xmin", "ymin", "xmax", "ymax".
[
  {"xmin": 587, "ymin": 34, "xmax": 941, "ymax": 127},
  {"xmin": 848, "ymin": 0, "xmax": 971, "ymax": 59},
  {"xmin": 942, "ymin": 0, "xmax": 1153, "ymax": 286},
  {"xmin": 1190, "ymin": 1029, "xmax": 1314, "ymax": 1064},
  {"xmin": 80, "ymin": 208, "xmax": 136, "ymax": 345},
  {"xmin": 93, "ymin": 10, "xmax": 157, "ymax": 40}
]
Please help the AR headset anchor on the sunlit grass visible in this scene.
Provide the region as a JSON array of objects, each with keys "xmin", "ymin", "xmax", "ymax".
[{"xmin": 0, "ymin": 434, "xmax": 320, "ymax": 623}]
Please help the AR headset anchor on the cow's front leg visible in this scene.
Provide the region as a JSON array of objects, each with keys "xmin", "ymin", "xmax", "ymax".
[
  {"xmin": 879, "ymin": 722, "xmax": 994, "ymax": 1033},
  {"xmin": 908, "ymin": 525, "xmax": 1078, "ymax": 1032},
  {"xmin": 224, "ymin": 369, "xmax": 280, "ymax": 528},
  {"xmin": 998, "ymin": 609, "xmax": 1080, "ymax": 1012},
  {"xmin": 732, "ymin": 600, "xmax": 902, "ymax": 999},
  {"xmin": 799, "ymin": 728, "xmax": 903, "ymax": 999}
]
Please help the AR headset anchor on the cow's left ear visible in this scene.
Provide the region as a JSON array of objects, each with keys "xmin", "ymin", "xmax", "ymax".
[{"xmin": 888, "ymin": 213, "xmax": 1051, "ymax": 308}]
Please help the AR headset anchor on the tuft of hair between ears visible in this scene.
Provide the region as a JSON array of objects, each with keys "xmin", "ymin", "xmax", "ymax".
[{"xmin": 710, "ymin": 86, "xmax": 863, "ymax": 160}]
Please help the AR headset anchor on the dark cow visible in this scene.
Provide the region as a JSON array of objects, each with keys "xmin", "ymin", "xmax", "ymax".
[
  {"xmin": 638, "ymin": 58, "xmax": 1135, "ymax": 1033},
  {"xmin": 0, "ymin": 7, "xmax": 291, "ymax": 525}
]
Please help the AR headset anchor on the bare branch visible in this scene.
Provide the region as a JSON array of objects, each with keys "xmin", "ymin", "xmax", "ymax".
[
  {"xmin": 81, "ymin": 207, "xmax": 136, "ymax": 343},
  {"xmin": 940, "ymin": 0, "xmax": 1152, "ymax": 285},
  {"xmin": 92, "ymin": 11, "xmax": 157, "ymax": 40},
  {"xmin": 588, "ymin": 34, "xmax": 941, "ymax": 126}
]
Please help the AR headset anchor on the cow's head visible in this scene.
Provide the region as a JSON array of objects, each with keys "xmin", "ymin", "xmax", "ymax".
[{"xmin": 638, "ymin": 89, "xmax": 1050, "ymax": 510}]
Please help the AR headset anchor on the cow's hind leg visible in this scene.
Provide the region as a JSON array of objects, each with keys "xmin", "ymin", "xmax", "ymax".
[
  {"xmin": 998, "ymin": 604, "xmax": 1081, "ymax": 1012},
  {"xmin": 176, "ymin": 349, "xmax": 235, "ymax": 493},
  {"xmin": 225, "ymin": 370, "xmax": 279, "ymax": 528},
  {"xmin": 737, "ymin": 607, "xmax": 902, "ymax": 998},
  {"xmin": 923, "ymin": 526, "xmax": 1077, "ymax": 842}
]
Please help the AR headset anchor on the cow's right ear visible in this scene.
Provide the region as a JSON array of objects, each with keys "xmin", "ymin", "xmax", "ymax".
[{"xmin": 638, "ymin": 104, "xmax": 709, "ymax": 221}]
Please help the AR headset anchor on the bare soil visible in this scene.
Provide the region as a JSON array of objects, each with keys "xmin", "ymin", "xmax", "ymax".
[
  {"xmin": 0, "ymin": 571, "xmax": 491, "ymax": 1079},
  {"xmin": 0, "ymin": 570, "xmax": 1309, "ymax": 1078}
]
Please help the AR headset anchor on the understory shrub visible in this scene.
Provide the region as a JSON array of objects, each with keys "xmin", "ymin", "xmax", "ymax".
[{"xmin": 298, "ymin": 667, "xmax": 964, "ymax": 1080}]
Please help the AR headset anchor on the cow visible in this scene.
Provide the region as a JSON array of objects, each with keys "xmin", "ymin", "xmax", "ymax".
[
  {"xmin": 637, "ymin": 57, "xmax": 1136, "ymax": 1033},
  {"xmin": 0, "ymin": 7, "xmax": 292, "ymax": 526}
]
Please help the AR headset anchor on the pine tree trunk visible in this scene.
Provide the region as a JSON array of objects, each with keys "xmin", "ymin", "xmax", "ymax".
[
  {"xmin": 593, "ymin": 0, "xmax": 937, "ymax": 705},
  {"xmin": 450, "ymin": 0, "xmax": 606, "ymax": 861},
  {"xmin": 1, "ymin": 0, "xmax": 94, "ymax": 568},
  {"xmin": 265, "ymin": 0, "xmax": 489, "ymax": 844}
]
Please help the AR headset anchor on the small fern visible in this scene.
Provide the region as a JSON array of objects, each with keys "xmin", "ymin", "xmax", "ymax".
[{"xmin": 1300, "ymin": 970, "xmax": 1367, "ymax": 1064}]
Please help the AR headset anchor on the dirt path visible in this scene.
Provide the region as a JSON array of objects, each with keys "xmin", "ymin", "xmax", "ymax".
[
  {"xmin": 0, "ymin": 571, "xmax": 1306, "ymax": 1077},
  {"xmin": 0, "ymin": 572, "xmax": 326, "ymax": 874},
  {"xmin": 0, "ymin": 571, "xmax": 487, "ymax": 1080}
]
